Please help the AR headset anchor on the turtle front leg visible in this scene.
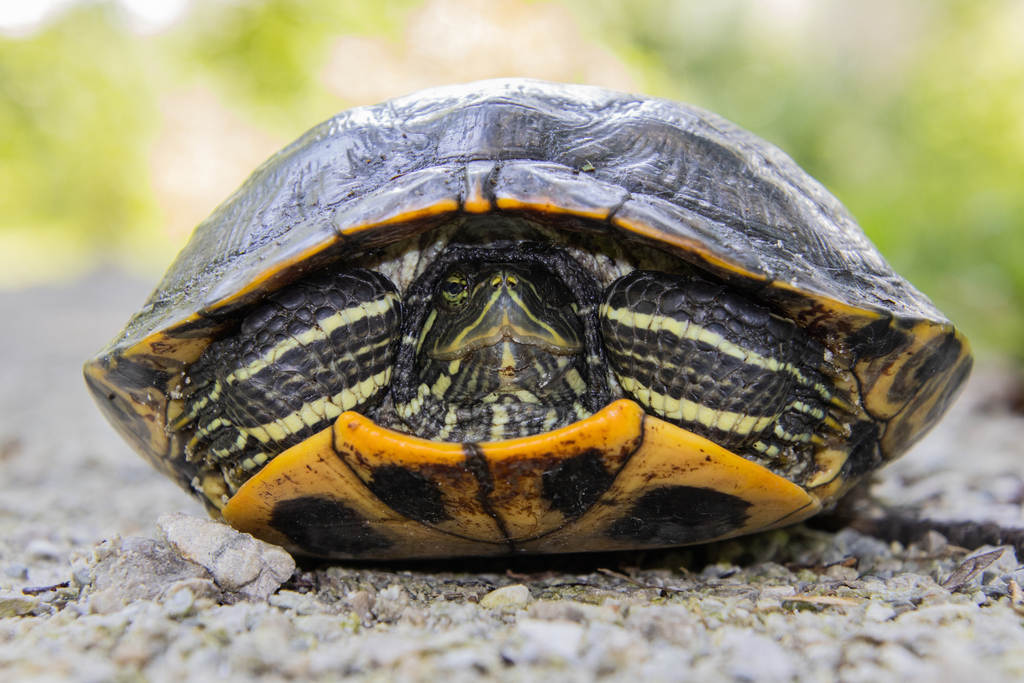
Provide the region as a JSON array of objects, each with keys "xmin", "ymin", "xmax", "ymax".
[
  {"xmin": 599, "ymin": 270, "xmax": 846, "ymax": 471},
  {"xmin": 172, "ymin": 268, "xmax": 402, "ymax": 488}
]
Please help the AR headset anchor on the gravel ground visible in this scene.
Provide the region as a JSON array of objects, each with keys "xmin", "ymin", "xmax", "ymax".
[{"xmin": 3, "ymin": 274, "xmax": 1024, "ymax": 682}]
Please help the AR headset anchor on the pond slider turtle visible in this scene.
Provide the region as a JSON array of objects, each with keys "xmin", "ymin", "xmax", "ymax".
[{"xmin": 85, "ymin": 79, "xmax": 972, "ymax": 559}]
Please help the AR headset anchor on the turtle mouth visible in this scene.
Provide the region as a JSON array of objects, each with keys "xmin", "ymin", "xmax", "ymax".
[{"xmin": 426, "ymin": 321, "xmax": 583, "ymax": 361}]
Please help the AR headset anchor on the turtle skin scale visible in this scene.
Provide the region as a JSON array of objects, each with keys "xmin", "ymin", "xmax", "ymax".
[{"xmin": 84, "ymin": 79, "xmax": 972, "ymax": 560}]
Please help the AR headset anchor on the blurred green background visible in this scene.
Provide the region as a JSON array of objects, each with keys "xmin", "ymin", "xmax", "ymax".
[{"xmin": 1, "ymin": 0, "xmax": 1021, "ymax": 356}]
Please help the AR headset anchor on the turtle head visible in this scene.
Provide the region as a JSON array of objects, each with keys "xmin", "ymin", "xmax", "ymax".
[
  {"xmin": 421, "ymin": 261, "xmax": 584, "ymax": 362},
  {"xmin": 394, "ymin": 258, "xmax": 594, "ymax": 441}
]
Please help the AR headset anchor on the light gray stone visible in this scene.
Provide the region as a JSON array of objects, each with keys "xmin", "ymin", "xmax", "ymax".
[
  {"xmin": 864, "ymin": 601, "xmax": 897, "ymax": 622},
  {"xmin": 479, "ymin": 584, "xmax": 532, "ymax": 611},
  {"xmin": 373, "ymin": 584, "xmax": 410, "ymax": 622},
  {"xmin": 723, "ymin": 632, "xmax": 796, "ymax": 683},
  {"xmin": 503, "ymin": 618, "xmax": 586, "ymax": 664},
  {"xmin": 83, "ymin": 535, "xmax": 215, "ymax": 613},
  {"xmin": 346, "ymin": 590, "xmax": 375, "ymax": 623},
  {"xmin": 0, "ymin": 590, "xmax": 38, "ymax": 617},
  {"xmin": 157, "ymin": 512, "xmax": 295, "ymax": 602},
  {"xmin": 528, "ymin": 600, "xmax": 586, "ymax": 623},
  {"xmin": 269, "ymin": 589, "xmax": 335, "ymax": 615}
]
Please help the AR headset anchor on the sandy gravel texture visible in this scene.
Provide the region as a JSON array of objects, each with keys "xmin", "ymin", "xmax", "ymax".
[{"xmin": 3, "ymin": 274, "xmax": 1024, "ymax": 682}]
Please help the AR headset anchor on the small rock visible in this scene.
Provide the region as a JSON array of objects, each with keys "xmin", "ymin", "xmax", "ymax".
[
  {"xmin": 270, "ymin": 589, "xmax": 333, "ymax": 615},
  {"xmin": 0, "ymin": 590, "xmax": 39, "ymax": 617},
  {"xmin": 896, "ymin": 602, "xmax": 980, "ymax": 626},
  {"xmin": 503, "ymin": 618, "xmax": 585, "ymax": 664},
  {"xmin": 2, "ymin": 564, "xmax": 28, "ymax": 580},
  {"xmin": 437, "ymin": 644, "xmax": 501, "ymax": 672},
  {"xmin": 822, "ymin": 528, "xmax": 892, "ymax": 572},
  {"xmin": 373, "ymin": 584, "xmax": 409, "ymax": 622},
  {"xmin": 864, "ymin": 601, "xmax": 896, "ymax": 622},
  {"xmin": 921, "ymin": 530, "xmax": 949, "ymax": 554},
  {"xmin": 87, "ymin": 588, "xmax": 127, "ymax": 616},
  {"xmin": 825, "ymin": 564, "xmax": 859, "ymax": 581},
  {"xmin": 528, "ymin": 600, "xmax": 585, "ymax": 622},
  {"xmin": 157, "ymin": 512, "xmax": 295, "ymax": 602},
  {"xmin": 85, "ymin": 536, "xmax": 214, "ymax": 613},
  {"xmin": 346, "ymin": 590, "xmax": 375, "ymax": 623},
  {"xmin": 25, "ymin": 539, "xmax": 65, "ymax": 561},
  {"xmin": 359, "ymin": 634, "xmax": 424, "ymax": 667},
  {"xmin": 1000, "ymin": 568, "xmax": 1024, "ymax": 590},
  {"xmin": 724, "ymin": 632, "xmax": 795, "ymax": 683},
  {"xmin": 162, "ymin": 585, "xmax": 196, "ymax": 618},
  {"xmin": 759, "ymin": 586, "xmax": 797, "ymax": 598},
  {"xmin": 579, "ymin": 622, "xmax": 647, "ymax": 671},
  {"xmin": 166, "ymin": 577, "xmax": 219, "ymax": 604},
  {"xmin": 69, "ymin": 556, "xmax": 93, "ymax": 587},
  {"xmin": 756, "ymin": 585, "xmax": 796, "ymax": 610},
  {"xmin": 480, "ymin": 584, "xmax": 532, "ymax": 611},
  {"xmin": 627, "ymin": 605, "xmax": 699, "ymax": 645}
]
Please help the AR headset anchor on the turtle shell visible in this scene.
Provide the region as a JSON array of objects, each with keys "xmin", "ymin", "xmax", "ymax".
[{"xmin": 85, "ymin": 79, "xmax": 971, "ymax": 559}]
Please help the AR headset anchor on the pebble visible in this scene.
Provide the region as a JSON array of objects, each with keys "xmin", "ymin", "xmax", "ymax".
[
  {"xmin": 528, "ymin": 600, "xmax": 586, "ymax": 622},
  {"xmin": 82, "ymin": 536, "xmax": 214, "ymax": 614},
  {"xmin": 25, "ymin": 539, "xmax": 65, "ymax": 561},
  {"xmin": 864, "ymin": 601, "xmax": 897, "ymax": 622},
  {"xmin": 157, "ymin": 512, "xmax": 295, "ymax": 602},
  {"xmin": 479, "ymin": 584, "xmax": 532, "ymax": 611},
  {"xmin": 504, "ymin": 618, "xmax": 586, "ymax": 664},
  {"xmin": 0, "ymin": 590, "xmax": 38, "ymax": 617},
  {"xmin": 373, "ymin": 584, "xmax": 410, "ymax": 622},
  {"xmin": 162, "ymin": 584, "xmax": 196, "ymax": 618},
  {"xmin": 2, "ymin": 563, "xmax": 27, "ymax": 579},
  {"xmin": 269, "ymin": 589, "xmax": 334, "ymax": 615},
  {"xmin": 822, "ymin": 529, "xmax": 892, "ymax": 572},
  {"xmin": 722, "ymin": 632, "xmax": 796, "ymax": 683},
  {"xmin": 346, "ymin": 590, "xmax": 375, "ymax": 623}
]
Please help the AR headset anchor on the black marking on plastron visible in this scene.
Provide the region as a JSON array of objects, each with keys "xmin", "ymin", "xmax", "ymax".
[
  {"xmin": 366, "ymin": 464, "xmax": 451, "ymax": 525},
  {"xmin": 464, "ymin": 444, "xmax": 514, "ymax": 548},
  {"xmin": 540, "ymin": 448, "xmax": 617, "ymax": 520},
  {"xmin": 269, "ymin": 495, "xmax": 392, "ymax": 557},
  {"xmin": 606, "ymin": 486, "xmax": 753, "ymax": 546}
]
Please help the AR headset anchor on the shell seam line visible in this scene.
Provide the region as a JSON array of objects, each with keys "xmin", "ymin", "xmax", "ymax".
[
  {"xmin": 604, "ymin": 192, "xmax": 632, "ymax": 224},
  {"xmin": 463, "ymin": 443, "xmax": 515, "ymax": 550},
  {"xmin": 763, "ymin": 498, "xmax": 817, "ymax": 531},
  {"xmin": 486, "ymin": 161, "xmax": 500, "ymax": 210}
]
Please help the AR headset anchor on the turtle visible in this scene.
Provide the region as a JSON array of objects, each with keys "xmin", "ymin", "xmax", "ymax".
[{"xmin": 85, "ymin": 79, "xmax": 972, "ymax": 560}]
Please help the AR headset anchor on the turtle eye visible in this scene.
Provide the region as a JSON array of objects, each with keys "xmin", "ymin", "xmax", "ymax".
[{"xmin": 441, "ymin": 272, "xmax": 469, "ymax": 306}]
